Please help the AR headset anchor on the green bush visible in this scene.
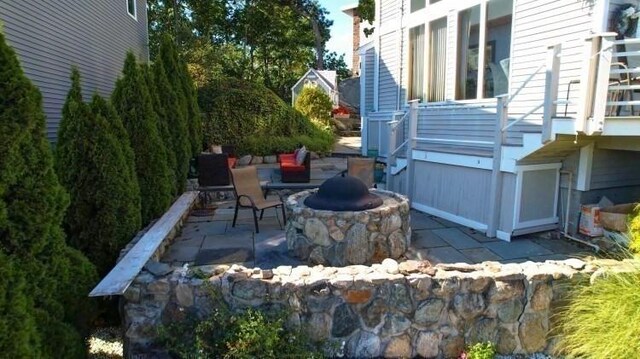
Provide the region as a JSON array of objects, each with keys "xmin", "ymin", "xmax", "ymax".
[
  {"xmin": 0, "ymin": 32, "xmax": 97, "ymax": 358},
  {"xmin": 158, "ymin": 34, "xmax": 202, "ymax": 156},
  {"xmin": 112, "ymin": 52, "xmax": 174, "ymax": 225},
  {"xmin": 142, "ymin": 65, "xmax": 178, "ymax": 195},
  {"xmin": 629, "ymin": 204, "xmax": 640, "ymax": 254},
  {"xmin": 463, "ymin": 342, "xmax": 496, "ymax": 359},
  {"xmin": 55, "ymin": 69, "xmax": 142, "ymax": 276},
  {"xmin": 152, "ymin": 58, "xmax": 191, "ymax": 195},
  {"xmin": 159, "ymin": 285, "xmax": 322, "ymax": 359},
  {"xmin": 555, "ymin": 260, "xmax": 640, "ymax": 358},
  {"xmin": 294, "ymin": 83, "xmax": 333, "ymax": 126},
  {"xmin": 198, "ymin": 77, "xmax": 334, "ymax": 155}
]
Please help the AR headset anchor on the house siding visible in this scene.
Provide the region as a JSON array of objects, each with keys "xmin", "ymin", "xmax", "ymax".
[
  {"xmin": 378, "ymin": 31, "xmax": 400, "ymax": 111},
  {"xmin": 590, "ymin": 149, "xmax": 640, "ymax": 189},
  {"xmin": 0, "ymin": 0, "xmax": 149, "ymax": 142},
  {"xmin": 364, "ymin": 47, "xmax": 376, "ymax": 114}
]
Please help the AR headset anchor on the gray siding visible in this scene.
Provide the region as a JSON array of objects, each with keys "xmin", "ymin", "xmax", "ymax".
[
  {"xmin": 590, "ymin": 149, "xmax": 640, "ymax": 189},
  {"xmin": 499, "ymin": 173, "xmax": 517, "ymax": 233},
  {"xmin": 364, "ymin": 47, "xmax": 375, "ymax": 114},
  {"xmin": 0, "ymin": 0, "xmax": 149, "ymax": 142},
  {"xmin": 378, "ymin": 31, "xmax": 399, "ymax": 111}
]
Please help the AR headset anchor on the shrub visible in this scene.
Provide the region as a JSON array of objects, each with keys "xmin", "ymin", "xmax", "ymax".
[
  {"xmin": 555, "ymin": 260, "xmax": 640, "ymax": 358},
  {"xmin": 461, "ymin": 342, "xmax": 497, "ymax": 359},
  {"xmin": 158, "ymin": 34, "xmax": 202, "ymax": 156},
  {"xmin": 55, "ymin": 69, "xmax": 142, "ymax": 275},
  {"xmin": 294, "ymin": 82, "xmax": 333, "ymax": 126},
  {"xmin": 112, "ymin": 52, "xmax": 174, "ymax": 225},
  {"xmin": 141, "ymin": 65, "xmax": 178, "ymax": 195},
  {"xmin": 152, "ymin": 59, "xmax": 191, "ymax": 195},
  {"xmin": 198, "ymin": 77, "xmax": 334, "ymax": 154},
  {"xmin": 0, "ymin": 32, "xmax": 97, "ymax": 358},
  {"xmin": 629, "ymin": 204, "xmax": 640, "ymax": 253},
  {"xmin": 159, "ymin": 285, "xmax": 322, "ymax": 359}
]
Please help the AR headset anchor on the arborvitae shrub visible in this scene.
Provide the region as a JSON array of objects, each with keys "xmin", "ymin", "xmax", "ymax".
[
  {"xmin": 142, "ymin": 65, "xmax": 177, "ymax": 194},
  {"xmin": 158, "ymin": 34, "xmax": 202, "ymax": 156},
  {"xmin": 112, "ymin": 52, "xmax": 173, "ymax": 225},
  {"xmin": 198, "ymin": 77, "xmax": 334, "ymax": 154},
  {"xmin": 294, "ymin": 83, "xmax": 334, "ymax": 127},
  {"xmin": 56, "ymin": 69, "xmax": 142, "ymax": 275},
  {"xmin": 152, "ymin": 60, "xmax": 190, "ymax": 194},
  {"xmin": 0, "ymin": 32, "xmax": 97, "ymax": 358}
]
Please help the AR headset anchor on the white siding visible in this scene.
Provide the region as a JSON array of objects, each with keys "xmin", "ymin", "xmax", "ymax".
[
  {"xmin": 380, "ymin": 0, "xmax": 401, "ymax": 30},
  {"xmin": 364, "ymin": 47, "xmax": 376, "ymax": 114},
  {"xmin": 508, "ymin": 0, "xmax": 594, "ymax": 126}
]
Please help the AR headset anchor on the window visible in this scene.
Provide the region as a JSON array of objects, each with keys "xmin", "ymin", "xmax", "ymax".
[
  {"xmin": 428, "ymin": 17, "xmax": 447, "ymax": 102},
  {"xmin": 127, "ymin": 0, "xmax": 137, "ymax": 20},
  {"xmin": 454, "ymin": 0, "xmax": 512, "ymax": 99},
  {"xmin": 456, "ymin": 5, "xmax": 481, "ymax": 100},
  {"xmin": 408, "ymin": 25, "xmax": 425, "ymax": 101},
  {"xmin": 411, "ymin": 0, "xmax": 425, "ymax": 12}
]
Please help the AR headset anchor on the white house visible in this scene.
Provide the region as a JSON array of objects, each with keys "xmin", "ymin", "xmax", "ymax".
[
  {"xmin": 291, "ymin": 69, "xmax": 339, "ymax": 106},
  {"xmin": 361, "ymin": 0, "xmax": 640, "ymax": 241}
]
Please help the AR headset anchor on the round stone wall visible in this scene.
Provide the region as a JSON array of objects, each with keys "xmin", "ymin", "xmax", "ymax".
[{"xmin": 284, "ymin": 189, "xmax": 411, "ymax": 266}]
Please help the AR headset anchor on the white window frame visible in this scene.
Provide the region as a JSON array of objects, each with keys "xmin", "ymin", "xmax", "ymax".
[
  {"xmin": 403, "ymin": 0, "xmax": 514, "ymax": 105},
  {"xmin": 127, "ymin": 0, "xmax": 137, "ymax": 20}
]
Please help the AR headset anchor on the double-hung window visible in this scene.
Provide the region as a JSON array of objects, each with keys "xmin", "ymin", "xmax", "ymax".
[
  {"xmin": 455, "ymin": 0, "xmax": 513, "ymax": 99},
  {"xmin": 428, "ymin": 17, "xmax": 447, "ymax": 102},
  {"xmin": 408, "ymin": 25, "xmax": 426, "ymax": 101}
]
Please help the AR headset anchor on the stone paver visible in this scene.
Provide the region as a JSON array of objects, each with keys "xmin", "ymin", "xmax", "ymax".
[
  {"xmin": 459, "ymin": 227, "xmax": 501, "ymax": 243},
  {"xmin": 431, "ymin": 228, "xmax": 483, "ymax": 250},
  {"xmin": 163, "ymin": 245, "xmax": 200, "ymax": 263},
  {"xmin": 201, "ymin": 232, "xmax": 253, "ymax": 250},
  {"xmin": 459, "ymin": 247, "xmax": 503, "ymax": 263},
  {"xmin": 197, "ymin": 221, "xmax": 228, "ymax": 235},
  {"xmin": 483, "ymin": 240, "xmax": 553, "ymax": 260},
  {"xmin": 410, "ymin": 212, "xmax": 445, "ymax": 230},
  {"xmin": 531, "ymin": 237, "xmax": 588, "ymax": 255},
  {"xmin": 411, "ymin": 230, "xmax": 448, "ymax": 249},
  {"xmin": 195, "ymin": 248, "xmax": 253, "ymax": 266},
  {"xmin": 424, "ymin": 247, "xmax": 471, "ymax": 264}
]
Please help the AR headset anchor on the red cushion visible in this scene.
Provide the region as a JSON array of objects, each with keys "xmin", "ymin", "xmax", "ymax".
[
  {"xmin": 227, "ymin": 158, "xmax": 237, "ymax": 168},
  {"xmin": 279, "ymin": 153, "xmax": 296, "ymax": 162},
  {"xmin": 280, "ymin": 163, "xmax": 305, "ymax": 172}
]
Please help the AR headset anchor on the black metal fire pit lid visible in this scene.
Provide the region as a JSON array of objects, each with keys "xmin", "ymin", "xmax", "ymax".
[{"xmin": 304, "ymin": 175, "xmax": 383, "ymax": 211}]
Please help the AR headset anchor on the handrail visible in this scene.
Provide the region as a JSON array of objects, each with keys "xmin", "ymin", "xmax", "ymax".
[
  {"xmin": 390, "ymin": 139, "xmax": 409, "ymax": 157},
  {"xmin": 506, "ymin": 63, "xmax": 546, "ymax": 105},
  {"xmin": 502, "ymin": 102, "xmax": 544, "ymax": 132}
]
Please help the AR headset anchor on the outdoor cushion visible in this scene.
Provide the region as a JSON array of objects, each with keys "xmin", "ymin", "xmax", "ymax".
[
  {"xmin": 295, "ymin": 146, "xmax": 307, "ymax": 166},
  {"xmin": 227, "ymin": 157, "xmax": 237, "ymax": 168},
  {"xmin": 280, "ymin": 163, "xmax": 306, "ymax": 172}
]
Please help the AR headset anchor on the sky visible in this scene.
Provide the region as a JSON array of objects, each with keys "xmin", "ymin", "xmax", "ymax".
[{"xmin": 319, "ymin": 0, "xmax": 356, "ymax": 70}]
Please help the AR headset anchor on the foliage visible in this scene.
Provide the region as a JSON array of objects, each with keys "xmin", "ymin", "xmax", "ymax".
[
  {"xmin": 159, "ymin": 285, "xmax": 323, "ymax": 359},
  {"xmin": 112, "ymin": 52, "xmax": 174, "ymax": 225},
  {"xmin": 323, "ymin": 51, "xmax": 352, "ymax": 82},
  {"xmin": 241, "ymin": 132, "xmax": 334, "ymax": 156},
  {"xmin": 630, "ymin": 204, "xmax": 640, "ymax": 253},
  {"xmin": 0, "ymin": 32, "xmax": 97, "ymax": 358},
  {"xmin": 460, "ymin": 342, "xmax": 497, "ymax": 359},
  {"xmin": 55, "ymin": 69, "xmax": 142, "ymax": 276},
  {"xmin": 294, "ymin": 83, "xmax": 333, "ymax": 127},
  {"xmin": 555, "ymin": 259, "xmax": 640, "ymax": 358},
  {"xmin": 198, "ymin": 77, "xmax": 334, "ymax": 154},
  {"xmin": 147, "ymin": 0, "xmax": 336, "ymax": 101},
  {"xmin": 358, "ymin": 0, "xmax": 375, "ymax": 36}
]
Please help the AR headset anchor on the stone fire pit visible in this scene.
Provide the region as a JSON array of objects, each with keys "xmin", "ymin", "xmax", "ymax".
[{"xmin": 285, "ymin": 188, "xmax": 411, "ymax": 266}]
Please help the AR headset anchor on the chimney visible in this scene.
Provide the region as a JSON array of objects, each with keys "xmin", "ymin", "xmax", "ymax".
[{"xmin": 352, "ymin": 12, "xmax": 361, "ymax": 77}]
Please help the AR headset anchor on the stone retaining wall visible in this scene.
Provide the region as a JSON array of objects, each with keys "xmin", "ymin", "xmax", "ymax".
[{"xmin": 122, "ymin": 257, "xmax": 605, "ymax": 358}]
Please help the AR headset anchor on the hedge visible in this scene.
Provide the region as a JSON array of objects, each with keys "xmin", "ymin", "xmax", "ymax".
[
  {"xmin": 112, "ymin": 52, "xmax": 173, "ymax": 225},
  {"xmin": 294, "ymin": 83, "xmax": 333, "ymax": 126},
  {"xmin": 0, "ymin": 32, "xmax": 97, "ymax": 358},
  {"xmin": 198, "ymin": 77, "xmax": 334, "ymax": 155}
]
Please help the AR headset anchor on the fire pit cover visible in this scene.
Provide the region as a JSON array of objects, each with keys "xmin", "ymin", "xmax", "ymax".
[{"xmin": 304, "ymin": 175, "xmax": 383, "ymax": 211}]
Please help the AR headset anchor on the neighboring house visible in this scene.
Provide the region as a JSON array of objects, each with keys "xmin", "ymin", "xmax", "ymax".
[
  {"xmin": 291, "ymin": 69, "xmax": 339, "ymax": 107},
  {"xmin": 341, "ymin": 3, "xmax": 370, "ymax": 77},
  {"xmin": 0, "ymin": 0, "xmax": 149, "ymax": 142},
  {"xmin": 362, "ymin": 0, "xmax": 640, "ymax": 241}
]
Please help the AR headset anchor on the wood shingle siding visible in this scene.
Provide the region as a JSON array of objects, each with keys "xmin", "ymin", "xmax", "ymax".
[{"xmin": 0, "ymin": 0, "xmax": 148, "ymax": 142}]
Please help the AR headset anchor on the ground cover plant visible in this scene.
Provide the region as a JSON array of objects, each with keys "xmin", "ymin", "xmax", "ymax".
[
  {"xmin": 0, "ymin": 32, "xmax": 97, "ymax": 358},
  {"xmin": 159, "ymin": 285, "xmax": 322, "ymax": 359},
  {"xmin": 199, "ymin": 77, "xmax": 334, "ymax": 156}
]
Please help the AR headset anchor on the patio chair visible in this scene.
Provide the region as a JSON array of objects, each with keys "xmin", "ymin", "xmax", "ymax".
[
  {"xmin": 198, "ymin": 153, "xmax": 236, "ymax": 186},
  {"xmin": 230, "ymin": 166, "xmax": 286, "ymax": 233},
  {"xmin": 346, "ymin": 157, "xmax": 376, "ymax": 188}
]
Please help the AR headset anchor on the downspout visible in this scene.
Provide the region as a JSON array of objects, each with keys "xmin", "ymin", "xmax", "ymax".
[{"xmin": 559, "ymin": 170, "xmax": 600, "ymax": 251}]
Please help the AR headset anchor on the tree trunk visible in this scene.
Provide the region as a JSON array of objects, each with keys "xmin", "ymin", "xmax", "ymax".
[{"xmin": 311, "ymin": 18, "xmax": 324, "ymax": 70}]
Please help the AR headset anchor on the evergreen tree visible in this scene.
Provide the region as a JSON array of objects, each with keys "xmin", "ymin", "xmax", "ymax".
[
  {"xmin": 142, "ymin": 65, "xmax": 178, "ymax": 194},
  {"xmin": 0, "ymin": 32, "xmax": 97, "ymax": 358},
  {"xmin": 55, "ymin": 69, "xmax": 143, "ymax": 275},
  {"xmin": 112, "ymin": 52, "xmax": 173, "ymax": 224},
  {"xmin": 158, "ymin": 34, "xmax": 202, "ymax": 156},
  {"xmin": 153, "ymin": 59, "xmax": 190, "ymax": 194}
]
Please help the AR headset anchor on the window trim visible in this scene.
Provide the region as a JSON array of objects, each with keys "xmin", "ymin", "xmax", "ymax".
[{"xmin": 127, "ymin": 0, "xmax": 137, "ymax": 21}]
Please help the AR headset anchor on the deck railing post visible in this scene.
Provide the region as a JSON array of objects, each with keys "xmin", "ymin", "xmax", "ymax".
[
  {"xmin": 587, "ymin": 33, "xmax": 615, "ymax": 135},
  {"xmin": 406, "ymin": 100, "xmax": 419, "ymax": 203},
  {"xmin": 576, "ymin": 35, "xmax": 600, "ymax": 133},
  {"xmin": 542, "ymin": 44, "xmax": 561, "ymax": 143},
  {"xmin": 386, "ymin": 115, "xmax": 397, "ymax": 191},
  {"xmin": 487, "ymin": 95, "xmax": 509, "ymax": 239}
]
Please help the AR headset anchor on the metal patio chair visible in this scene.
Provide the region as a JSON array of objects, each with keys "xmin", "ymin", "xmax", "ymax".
[{"xmin": 230, "ymin": 166, "xmax": 286, "ymax": 233}]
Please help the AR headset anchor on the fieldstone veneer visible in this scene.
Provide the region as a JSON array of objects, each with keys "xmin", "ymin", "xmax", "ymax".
[
  {"xmin": 285, "ymin": 189, "xmax": 411, "ymax": 266},
  {"xmin": 120, "ymin": 257, "xmax": 626, "ymax": 358}
]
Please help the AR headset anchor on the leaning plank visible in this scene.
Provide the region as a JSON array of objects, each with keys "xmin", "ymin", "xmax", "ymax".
[{"xmin": 89, "ymin": 191, "xmax": 199, "ymax": 297}]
